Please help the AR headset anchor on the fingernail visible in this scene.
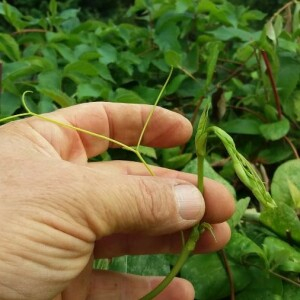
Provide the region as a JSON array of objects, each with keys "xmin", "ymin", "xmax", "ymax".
[{"xmin": 175, "ymin": 184, "xmax": 205, "ymax": 220}]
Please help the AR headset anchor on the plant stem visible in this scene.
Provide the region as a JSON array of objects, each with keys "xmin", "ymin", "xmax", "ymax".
[
  {"xmin": 136, "ymin": 67, "xmax": 173, "ymax": 150},
  {"xmin": 0, "ymin": 113, "xmax": 31, "ymax": 123},
  {"xmin": 140, "ymin": 224, "xmax": 205, "ymax": 300},
  {"xmin": 260, "ymin": 50, "xmax": 283, "ymax": 120},
  {"xmin": 219, "ymin": 249, "xmax": 235, "ymax": 300}
]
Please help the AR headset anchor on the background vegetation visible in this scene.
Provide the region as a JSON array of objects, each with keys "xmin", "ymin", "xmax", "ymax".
[{"xmin": 0, "ymin": 0, "xmax": 300, "ymax": 299}]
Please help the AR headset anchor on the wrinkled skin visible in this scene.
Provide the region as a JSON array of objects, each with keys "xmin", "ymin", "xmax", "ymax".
[{"xmin": 0, "ymin": 103, "xmax": 235, "ymax": 300}]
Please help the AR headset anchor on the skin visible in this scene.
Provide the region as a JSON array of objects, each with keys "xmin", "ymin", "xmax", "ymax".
[{"xmin": 0, "ymin": 102, "xmax": 235, "ymax": 300}]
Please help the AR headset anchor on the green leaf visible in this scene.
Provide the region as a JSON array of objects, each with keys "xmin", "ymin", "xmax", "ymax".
[
  {"xmin": 221, "ymin": 118, "xmax": 262, "ymax": 135},
  {"xmin": 277, "ymin": 55, "xmax": 300, "ymax": 111},
  {"xmin": 132, "ymin": 146, "xmax": 157, "ymax": 159},
  {"xmin": 109, "ymin": 254, "xmax": 170, "ymax": 276},
  {"xmin": 1, "ymin": 1, "xmax": 27, "ymax": 30},
  {"xmin": 49, "ymin": 0, "xmax": 57, "ymax": 16},
  {"xmin": 164, "ymin": 50, "xmax": 182, "ymax": 67},
  {"xmin": 154, "ymin": 23, "xmax": 181, "ymax": 51},
  {"xmin": 226, "ymin": 231, "xmax": 267, "ymax": 265},
  {"xmin": 64, "ymin": 61, "xmax": 99, "ymax": 76},
  {"xmin": 164, "ymin": 153, "xmax": 193, "ymax": 169},
  {"xmin": 36, "ymin": 88, "xmax": 75, "ymax": 107},
  {"xmin": 259, "ymin": 118, "xmax": 290, "ymax": 141},
  {"xmin": 260, "ymin": 203, "xmax": 300, "ymax": 245},
  {"xmin": 181, "ymin": 253, "xmax": 251, "ymax": 300},
  {"xmin": 0, "ymin": 92, "xmax": 21, "ymax": 117},
  {"xmin": 265, "ymin": 21, "xmax": 276, "ymax": 44},
  {"xmin": 77, "ymin": 83, "xmax": 103, "ymax": 100},
  {"xmin": 235, "ymin": 268, "xmax": 283, "ymax": 300},
  {"xmin": 206, "ymin": 41, "xmax": 221, "ymax": 87},
  {"xmin": 183, "ymin": 158, "xmax": 236, "ymax": 197},
  {"xmin": 257, "ymin": 142, "xmax": 293, "ymax": 164},
  {"xmin": 263, "ymin": 236, "xmax": 300, "ymax": 273},
  {"xmin": 228, "ymin": 197, "xmax": 250, "ymax": 229},
  {"xmin": 271, "ymin": 159, "xmax": 300, "ymax": 208},
  {"xmin": 112, "ymin": 88, "xmax": 146, "ymax": 104},
  {"xmin": 0, "ymin": 33, "xmax": 20, "ymax": 61}
]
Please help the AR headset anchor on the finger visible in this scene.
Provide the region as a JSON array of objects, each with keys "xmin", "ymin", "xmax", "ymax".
[
  {"xmin": 94, "ymin": 223, "xmax": 231, "ymax": 258},
  {"xmin": 55, "ymin": 163, "xmax": 205, "ymax": 238},
  {"xmin": 88, "ymin": 161, "xmax": 235, "ymax": 223},
  {"xmin": 24, "ymin": 102, "xmax": 192, "ymax": 160},
  {"xmin": 87, "ymin": 270, "xmax": 195, "ymax": 300}
]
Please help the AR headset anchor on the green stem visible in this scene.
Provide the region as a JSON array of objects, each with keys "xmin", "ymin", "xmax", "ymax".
[
  {"xmin": 136, "ymin": 67, "xmax": 173, "ymax": 150},
  {"xmin": 0, "ymin": 113, "xmax": 31, "ymax": 123},
  {"xmin": 140, "ymin": 224, "xmax": 204, "ymax": 300}
]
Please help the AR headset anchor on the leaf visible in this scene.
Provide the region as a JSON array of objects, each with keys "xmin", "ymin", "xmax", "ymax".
[
  {"xmin": 181, "ymin": 253, "xmax": 251, "ymax": 300},
  {"xmin": 154, "ymin": 22, "xmax": 181, "ymax": 51},
  {"xmin": 235, "ymin": 268, "xmax": 283, "ymax": 300},
  {"xmin": 274, "ymin": 15, "xmax": 283, "ymax": 38},
  {"xmin": 260, "ymin": 203, "xmax": 300, "ymax": 245},
  {"xmin": 164, "ymin": 50, "xmax": 182, "ymax": 67},
  {"xmin": 164, "ymin": 153, "xmax": 193, "ymax": 169},
  {"xmin": 206, "ymin": 41, "xmax": 221, "ymax": 88},
  {"xmin": 112, "ymin": 88, "xmax": 146, "ymax": 104},
  {"xmin": 109, "ymin": 254, "xmax": 170, "ymax": 276},
  {"xmin": 221, "ymin": 118, "xmax": 262, "ymax": 135},
  {"xmin": 0, "ymin": 33, "xmax": 20, "ymax": 61},
  {"xmin": 287, "ymin": 180, "xmax": 300, "ymax": 211},
  {"xmin": 271, "ymin": 159, "xmax": 300, "ymax": 208},
  {"xmin": 228, "ymin": 197, "xmax": 250, "ymax": 229},
  {"xmin": 132, "ymin": 146, "xmax": 157, "ymax": 159},
  {"xmin": 277, "ymin": 55, "xmax": 300, "ymax": 113},
  {"xmin": 259, "ymin": 118, "xmax": 290, "ymax": 141},
  {"xmin": 49, "ymin": 0, "xmax": 57, "ymax": 16},
  {"xmin": 36, "ymin": 87, "xmax": 75, "ymax": 107},
  {"xmin": 1, "ymin": 1, "xmax": 27, "ymax": 30},
  {"xmin": 0, "ymin": 92, "xmax": 21, "ymax": 117},
  {"xmin": 265, "ymin": 21, "xmax": 276, "ymax": 44},
  {"xmin": 183, "ymin": 158, "xmax": 236, "ymax": 197},
  {"xmin": 64, "ymin": 61, "xmax": 99, "ymax": 76},
  {"xmin": 77, "ymin": 83, "xmax": 103, "ymax": 100},
  {"xmin": 263, "ymin": 236, "xmax": 300, "ymax": 273},
  {"xmin": 257, "ymin": 141, "xmax": 293, "ymax": 164},
  {"xmin": 226, "ymin": 231, "xmax": 267, "ymax": 265}
]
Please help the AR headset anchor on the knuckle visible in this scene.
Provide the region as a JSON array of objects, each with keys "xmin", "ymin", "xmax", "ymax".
[{"xmin": 136, "ymin": 178, "xmax": 173, "ymax": 226}]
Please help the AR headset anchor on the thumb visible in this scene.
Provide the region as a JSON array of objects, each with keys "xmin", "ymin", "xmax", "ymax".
[{"xmin": 79, "ymin": 168, "xmax": 205, "ymax": 237}]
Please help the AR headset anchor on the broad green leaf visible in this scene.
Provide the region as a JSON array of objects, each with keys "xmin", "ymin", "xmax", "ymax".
[
  {"xmin": 0, "ymin": 92, "xmax": 21, "ymax": 117},
  {"xmin": 287, "ymin": 181, "xmax": 300, "ymax": 211},
  {"xmin": 221, "ymin": 118, "xmax": 261, "ymax": 135},
  {"xmin": 274, "ymin": 15, "xmax": 283, "ymax": 37},
  {"xmin": 228, "ymin": 198, "xmax": 250, "ymax": 229},
  {"xmin": 183, "ymin": 158, "xmax": 236, "ymax": 197},
  {"xmin": 265, "ymin": 21, "xmax": 276, "ymax": 44},
  {"xmin": 226, "ymin": 231, "xmax": 267, "ymax": 265},
  {"xmin": 260, "ymin": 203, "xmax": 300, "ymax": 245},
  {"xmin": 1, "ymin": 1, "xmax": 27, "ymax": 30},
  {"xmin": 206, "ymin": 42, "xmax": 221, "ymax": 88},
  {"xmin": 277, "ymin": 55, "xmax": 300, "ymax": 112},
  {"xmin": 37, "ymin": 70, "xmax": 62, "ymax": 90},
  {"xmin": 181, "ymin": 253, "xmax": 251, "ymax": 300},
  {"xmin": 49, "ymin": 0, "xmax": 57, "ymax": 16},
  {"xmin": 209, "ymin": 26, "xmax": 261, "ymax": 42},
  {"xmin": 77, "ymin": 83, "xmax": 103, "ymax": 100},
  {"xmin": 271, "ymin": 159, "xmax": 300, "ymax": 207},
  {"xmin": 64, "ymin": 61, "xmax": 99, "ymax": 76},
  {"xmin": 36, "ymin": 87, "xmax": 75, "ymax": 107},
  {"xmin": 0, "ymin": 33, "xmax": 20, "ymax": 61},
  {"xmin": 154, "ymin": 23, "xmax": 181, "ymax": 51},
  {"xmin": 165, "ymin": 74, "xmax": 187, "ymax": 95},
  {"xmin": 164, "ymin": 153, "xmax": 193, "ymax": 169},
  {"xmin": 98, "ymin": 44, "xmax": 118, "ymax": 64},
  {"xmin": 235, "ymin": 268, "xmax": 283, "ymax": 300},
  {"xmin": 132, "ymin": 146, "xmax": 157, "ymax": 159},
  {"xmin": 263, "ymin": 236, "xmax": 300, "ymax": 273},
  {"xmin": 259, "ymin": 118, "xmax": 290, "ymax": 141},
  {"xmin": 257, "ymin": 142, "xmax": 293, "ymax": 164},
  {"xmin": 109, "ymin": 254, "xmax": 170, "ymax": 276},
  {"xmin": 112, "ymin": 88, "xmax": 146, "ymax": 104},
  {"xmin": 164, "ymin": 50, "xmax": 182, "ymax": 67},
  {"xmin": 282, "ymin": 282, "xmax": 300, "ymax": 299}
]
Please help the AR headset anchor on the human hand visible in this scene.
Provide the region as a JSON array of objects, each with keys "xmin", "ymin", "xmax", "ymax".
[{"xmin": 0, "ymin": 103, "xmax": 234, "ymax": 300}]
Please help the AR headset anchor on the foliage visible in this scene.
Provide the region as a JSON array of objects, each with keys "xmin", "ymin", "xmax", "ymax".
[{"xmin": 1, "ymin": 0, "xmax": 300, "ymax": 299}]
